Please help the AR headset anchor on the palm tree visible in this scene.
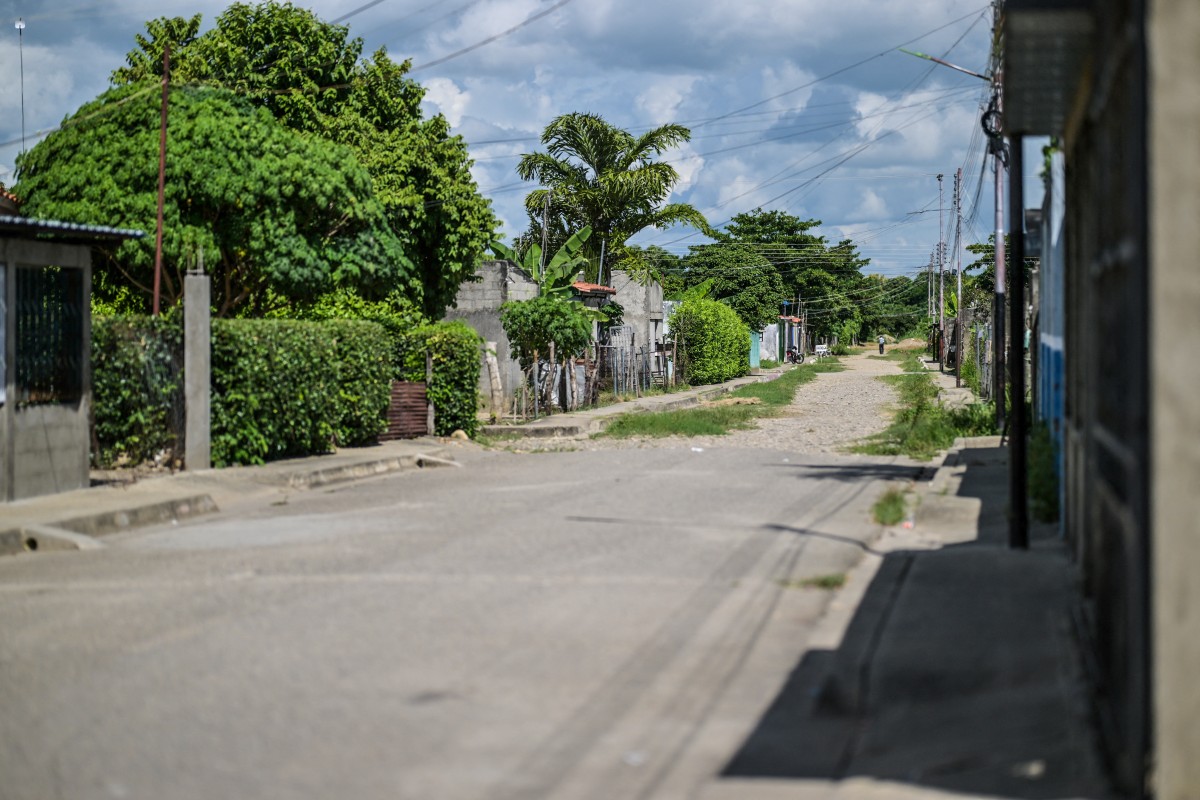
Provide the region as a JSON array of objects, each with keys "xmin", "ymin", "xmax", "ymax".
[{"xmin": 517, "ymin": 112, "xmax": 710, "ymax": 283}]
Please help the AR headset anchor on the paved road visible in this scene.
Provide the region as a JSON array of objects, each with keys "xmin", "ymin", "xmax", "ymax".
[{"xmin": 0, "ymin": 360, "xmax": 929, "ymax": 800}]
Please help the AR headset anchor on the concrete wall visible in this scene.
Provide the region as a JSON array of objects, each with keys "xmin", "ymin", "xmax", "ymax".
[
  {"xmin": 610, "ymin": 270, "xmax": 663, "ymax": 349},
  {"xmin": 0, "ymin": 239, "xmax": 93, "ymax": 501},
  {"xmin": 443, "ymin": 260, "xmax": 538, "ymax": 410},
  {"xmin": 1149, "ymin": 1, "xmax": 1200, "ymax": 795}
]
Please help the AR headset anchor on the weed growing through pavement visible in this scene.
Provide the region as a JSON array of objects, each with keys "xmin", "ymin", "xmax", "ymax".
[
  {"xmin": 872, "ymin": 487, "xmax": 909, "ymax": 526},
  {"xmin": 779, "ymin": 573, "xmax": 848, "ymax": 590}
]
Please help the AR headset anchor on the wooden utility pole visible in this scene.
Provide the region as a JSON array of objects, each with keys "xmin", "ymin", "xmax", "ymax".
[{"xmin": 152, "ymin": 43, "xmax": 170, "ymax": 316}]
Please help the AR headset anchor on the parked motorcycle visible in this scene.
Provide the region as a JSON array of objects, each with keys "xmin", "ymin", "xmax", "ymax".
[{"xmin": 785, "ymin": 347, "xmax": 805, "ymax": 364}]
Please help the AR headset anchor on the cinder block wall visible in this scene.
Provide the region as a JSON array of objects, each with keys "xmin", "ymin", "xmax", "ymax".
[{"xmin": 443, "ymin": 260, "xmax": 537, "ymax": 411}]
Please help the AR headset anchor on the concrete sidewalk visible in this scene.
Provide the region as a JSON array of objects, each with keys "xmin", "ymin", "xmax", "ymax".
[
  {"xmin": 712, "ymin": 437, "xmax": 1115, "ymax": 799},
  {"xmin": 0, "ymin": 437, "xmax": 451, "ymax": 556},
  {"xmin": 480, "ymin": 371, "xmax": 781, "ymax": 439}
]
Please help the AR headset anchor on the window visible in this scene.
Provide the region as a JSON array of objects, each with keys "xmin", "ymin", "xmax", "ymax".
[{"xmin": 15, "ymin": 265, "xmax": 84, "ymax": 405}]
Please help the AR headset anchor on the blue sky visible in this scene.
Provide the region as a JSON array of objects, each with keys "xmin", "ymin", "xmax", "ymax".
[{"xmin": 0, "ymin": 0, "xmax": 1004, "ymax": 278}]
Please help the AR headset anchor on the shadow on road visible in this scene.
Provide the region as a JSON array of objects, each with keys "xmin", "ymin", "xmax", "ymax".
[{"xmin": 721, "ymin": 447, "xmax": 1114, "ymax": 799}]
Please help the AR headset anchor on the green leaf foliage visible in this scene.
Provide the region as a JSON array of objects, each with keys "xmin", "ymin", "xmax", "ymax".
[
  {"xmin": 110, "ymin": 3, "xmax": 498, "ymax": 319},
  {"xmin": 210, "ymin": 320, "xmax": 337, "ymax": 465},
  {"xmin": 91, "ymin": 315, "xmax": 183, "ymax": 467},
  {"xmin": 491, "ymin": 226, "xmax": 592, "ymax": 296},
  {"xmin": 499, "ymin": 296, "xmax": 595, "ymax": 371},
  {"xmin": 669, "ymin": 298, "xmax": 750, "ymax": 385},
  {"xmin": 516, "ymin": 113, "xmax": 711, "ymax": 281},
  {"xmin": 679, "ymin": 243, "xmax": 786, "ymax": 330},
  {"xmin": 16, "ymin": 84, "xmax": 410, "ymax": 317},
  {"xmin": 93, "ymin": 314, "xmax": 396, "ymax": 466},
  {"xmin": 401, "ymin": 320, "xmax": 482, "ymax": 437},
  {"xmin": 322, "ymin": 319, "xmax": 393, "ymax": 447}
]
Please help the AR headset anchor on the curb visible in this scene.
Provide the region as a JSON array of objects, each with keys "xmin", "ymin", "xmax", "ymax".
[{"xmin": 1, "ymin": 446, "xmax": 454, "ymax": 557}]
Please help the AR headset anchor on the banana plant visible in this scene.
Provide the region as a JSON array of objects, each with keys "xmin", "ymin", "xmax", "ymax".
[{"xmin": 491, "ymin": 227, "xmax": 593, "ymax": 297}]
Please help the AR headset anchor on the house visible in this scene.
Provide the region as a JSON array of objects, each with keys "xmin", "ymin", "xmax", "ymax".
[
  {"xmin": 1004, "ymin": 1, "xmax": 1200, "ymax": 795},
  {"xmin": 1, "ymin": 214, "xmax": 144, "ymax": 501}
]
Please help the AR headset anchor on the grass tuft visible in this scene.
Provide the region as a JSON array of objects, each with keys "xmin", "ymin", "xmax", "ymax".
[
  {"xmin": 873, "ymin": 487, "xmax": 909, "ymax": 526},
  {"xmin": 780, "ymin": 573, "xmax": 848, "ymax": 590}
]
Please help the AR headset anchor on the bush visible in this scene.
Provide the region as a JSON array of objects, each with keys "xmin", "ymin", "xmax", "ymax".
[
  {"xmin": 402, "ymin": 320, "xmax": 482, "ymax": 437},
  {"xmin": 210, "ymin": 319, "xmax": 340, "ymax": 465},
  {"xmin": 91, "ymin": 315, "xmax": 182, "ymax": 467},
  {"xmin": 499, "ymin": 296, "xmax": 594, "ymax": 370},
  {"xmin": 323, "ymin": 319, "xmax": 392, "ymax": 446},
  {"xmin": 670, "ymin": 298, "xmax": 749, "ymax": 385}
]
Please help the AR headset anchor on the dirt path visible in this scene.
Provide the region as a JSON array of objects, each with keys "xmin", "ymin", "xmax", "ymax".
[{"xmin": 565, "ymin": 350, "xmax": 909, "ymax": 454}]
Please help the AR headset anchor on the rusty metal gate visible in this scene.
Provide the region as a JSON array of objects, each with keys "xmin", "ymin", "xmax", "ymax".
[{"xmin": 380, "ymin": 381, "xmax": 430, "ymax": 440}]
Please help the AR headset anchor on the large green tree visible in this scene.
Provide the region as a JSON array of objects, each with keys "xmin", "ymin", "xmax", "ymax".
[
  {"xmin": 679, "ymin": 243, "xmax": 786, "ymax": 330},
  {"xmin": 109, "ymin": 2, "xmax": 497, "ymax": 319},
  {"xmin": 16, "ymin": 84, "xmax": 409, "ymax": 316},
  {"xmin": 516, "ymin": 112, "xmax": 710, "ymax": 282}
]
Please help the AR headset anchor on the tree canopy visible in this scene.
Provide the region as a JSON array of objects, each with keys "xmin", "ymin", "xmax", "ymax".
[
  {"xmin": 40, "ymin": 0, "xmax": 498, "ymax": 318},
  {"xmin": 515, "ymin": 112, "xmax": 710, "ymax": 282},
  {"xmin": 16, "ymin": 84, "xmax": 409, "ymax": 316},
  {"xmin": 678, "ymin": 243, "xmax": 786, "ymax": 330}
]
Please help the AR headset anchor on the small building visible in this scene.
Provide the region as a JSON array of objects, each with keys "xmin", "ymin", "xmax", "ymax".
[{"xmin": 1, "ymin": 215, "xmax": 143, "ymax": 501}]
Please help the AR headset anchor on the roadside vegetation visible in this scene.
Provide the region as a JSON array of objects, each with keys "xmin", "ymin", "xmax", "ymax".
[
  {"xmin": 872, "ymin": 487, "xmax": 910, "ymax": 526},
  {"xmin": 599, "ymin": 358, "xmax": 843, "ymax": 439},
  {"xmin": 853, "ymin": 369, "xmax": 997, "ymax": 461}
]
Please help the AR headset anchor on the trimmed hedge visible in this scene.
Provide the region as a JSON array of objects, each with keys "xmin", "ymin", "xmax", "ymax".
[
  {"xmin": 670, "ymin": 298, "xmax": 750, "ymax": 385},
  {"xmin": 91, "ymin": 315, "xmax": 182, "ymax": 467},
  {"xmin": 402, "ymin": 320, "xmax": 482, "ymax": 437},
  {"xmin": 93, "ymin": 315, "xmax": 395, "ymax": 468},
  {"xmin": 210, "ymin": 319, "xmax": 340, "ymax": 466}
]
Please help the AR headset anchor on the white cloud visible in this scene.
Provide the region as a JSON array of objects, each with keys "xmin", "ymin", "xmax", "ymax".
[
  {"xmin": 636, "ymin": 76, "xmax": 700, "ymax": 125},
  {"xmin": 423, "ymin": 77, "xmax": 471, "ymax": 127}
]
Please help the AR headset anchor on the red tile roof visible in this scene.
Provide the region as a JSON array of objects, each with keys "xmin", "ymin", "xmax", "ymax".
[{"xmin": 572, "ymin": 281, "xmax": 617, "ymax": 295}]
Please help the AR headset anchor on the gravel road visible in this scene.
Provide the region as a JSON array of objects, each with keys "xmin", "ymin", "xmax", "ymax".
[{"xmin": 517, "ymin": 350, "xmax": 910, "ymax": 454}]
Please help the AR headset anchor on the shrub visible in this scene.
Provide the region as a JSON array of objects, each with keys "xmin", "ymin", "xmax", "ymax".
[
  {"xmin": 499, "ymin": 296, "xmax": 594, "ymax": 370},
  {"xmin": 402, "ymin": 320, "xmax": 482, "ymax": 437},
  {"xmin": 91, "ymin": 315, "xmax": 182, "ymax": 467},
  {"xmin": 210, "ymin": 319, "xmax": 340, "ymax": 466},
  {"xmin": 670, "ymin": 298, "xmax": 749, "ymax": 385},
  {"xmin": 323, "ymin": 319, "xmax": 392, "ymax": 446}
]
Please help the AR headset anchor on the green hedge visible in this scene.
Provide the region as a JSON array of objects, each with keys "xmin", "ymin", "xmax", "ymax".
[
  {"xmin": 670, "ymin": 298, "xmax": 750, "ymax": 385},
  {"xmin": 210, "ymin": 319, "xmax": 339, "ymax": 465},
  {"xmin": 91, "ymin": 315, "xmax": 182, "ymax": 467},
  {"xmin": 402, "ymin": 320, "xmax": 482, "ymax": 437},
  {"xmin": 324, "ymin": 319, "xmax": 392, "ymax": 447},
  {"xmin": 92, "ymin": 312, "xmax": 462, "ymax": 468}
]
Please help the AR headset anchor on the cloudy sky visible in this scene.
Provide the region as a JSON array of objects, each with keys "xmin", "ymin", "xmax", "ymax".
[{"xmin": 0, "ymin": 0, "xmax": 1003, "ymax": 278}]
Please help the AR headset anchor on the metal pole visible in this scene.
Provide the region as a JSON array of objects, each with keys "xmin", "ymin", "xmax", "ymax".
[
  {"xmin": 956, "ymin": 168, "xmax": 964, "ymax": 388},
  {"xmin": 153, "ymin": 43, "xmax": 170, "ymax": 316},
  {"xmin": 1008, "ymin": 135, "xmax": 1028, "ymax": 550},
  {"xmin": 15, "ymin": 19, "xmax": 26, "ymax": 157},
  {"xmin": 938, "ymin": 173, "xmax": 945, "ymax": 370},
  {"xmin": 993, "ymin": 102, "xmax": 1007, "ymax": 429}
]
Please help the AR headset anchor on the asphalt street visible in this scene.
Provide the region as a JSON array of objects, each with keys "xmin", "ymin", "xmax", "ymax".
[{"xmin": 0, "ymin": 444, "xmax": 919, "ymax": 800}]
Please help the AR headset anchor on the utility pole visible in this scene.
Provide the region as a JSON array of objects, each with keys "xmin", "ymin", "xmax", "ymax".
[
  {"xmin": 988, "ymin": 0, "xmax": 1007, "ymax": 429},
  {"xmin": 15, "ymin": 18, "xmax": 26, "ymax": 157},
  {"xmin": 1008, "ymin": 135, "xmax": 1028, "ymax": 550},
  {"xmin": 938, "ymin": 172, "xmax": 945, "ymax": 371},
  {"xmin": 153, "ymin": 43, "xmax": 170, "ymax": 316},
  {"xmin": 955, "ymin": 167, "xmax": 964, "ymax": 388}
]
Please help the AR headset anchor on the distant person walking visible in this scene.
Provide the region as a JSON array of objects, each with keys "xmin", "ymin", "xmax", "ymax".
[{"xmin": 877, "ymin": 334, "xmax": 886, "ymax": 355}]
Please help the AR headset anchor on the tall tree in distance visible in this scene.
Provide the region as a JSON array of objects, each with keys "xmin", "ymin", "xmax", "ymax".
[
  {"xmin": 110, "ymin": 2, "xmax": 497, "ymax": 319},
  {"xmin": 516, "ymin": 112, "xmax": 710, "ymax": 283}
]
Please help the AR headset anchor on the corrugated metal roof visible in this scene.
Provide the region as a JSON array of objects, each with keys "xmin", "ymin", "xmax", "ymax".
[{"xmin": 0, "ymin": 215, "xmax": 145, "ymax": 242}]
